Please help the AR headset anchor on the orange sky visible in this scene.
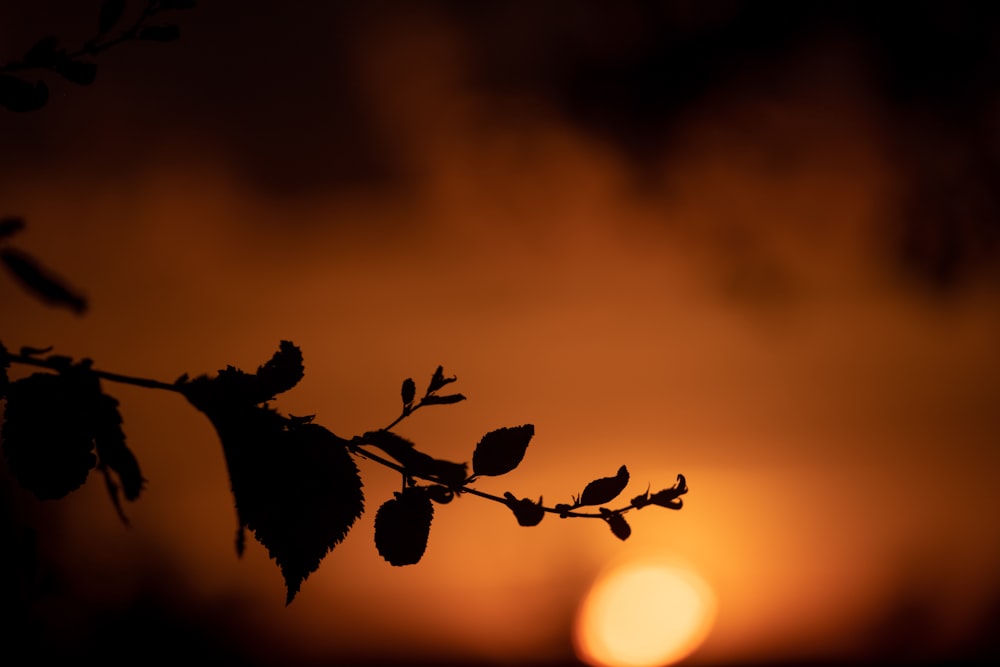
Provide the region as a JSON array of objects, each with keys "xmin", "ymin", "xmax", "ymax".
[{"xmin": 3, "ymin": 3, "xmax": 1000, "ymax": 665}]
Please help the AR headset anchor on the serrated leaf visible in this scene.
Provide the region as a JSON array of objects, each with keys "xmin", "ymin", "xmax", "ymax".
[
  {"xmin": 182, "ymin": 374, "xmax": 364, "ymax": 604},
  {"xmin": 472, "ymin": 424, "xmax": 534, "ymax": 477},
  {"xmin": 426, "ymin": 365, "xmax": 456, "ymax": 393},
  {"xmin": 1, "ymin": 372, "xmax": 97, "ymax": 499},
  {"xmin": 254, "ymin": 340, "xmax": 304, "ymax": 399},
  {"xmin": 0, "ymin": 75, "xmax": 48, "ymax": 112},
  {"xmin": 53, "ymin": 59, "xmax": 98, "ymax": 86},
  {"xmin": 374, "ymin": 487, "xmax": 433, "ymax": 566},
  {"xmin": 22, "ymin": 36, "xmax": 59, "ymax": 66},
  {"xmin": 401, "ymin": 377, "xmax": 416, "ymax": 407},
  {"xmin": 98, "ymin": 0, "xmax": 126, "ymax": 35},
  {"xmin": 600, "ymin": 508, "xmax": 631, "ymax": 541},
  {"xmin": 421, "ymin": 393, "xmax": 465, "ymax": 406},
  {"xmin": 138, "ymin": 24, "xmax": 181, "ymax": 41},
  {"xmin": 0, "ymin": 217, "xmax": 25, "ymax": 240},
  {"xmin": 0, "ymin": 248, "xmax": 86, "ymax": 313},
  {"xmin": 503, "ymin": 492, "xmax": 545, "ymax": 527},
  {"xmin": 579, "ymin": 465, "xmax": 630, "ymax": 506}
]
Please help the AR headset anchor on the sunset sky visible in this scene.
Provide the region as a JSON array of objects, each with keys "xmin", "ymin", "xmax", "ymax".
[{"xmin": 2, "ymin": 2, "xmax": 999, "ymax": 665}]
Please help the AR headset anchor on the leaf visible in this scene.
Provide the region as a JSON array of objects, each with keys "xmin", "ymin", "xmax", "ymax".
[
  {"xmin": 600, "ymin": 508, "xmax": 631, "ymax": 541},
  {"xmin": 0, "ymin": 75, "xmax": 48, "ymax": 112},
  {"xmin": 98, "ymin": 0, "xmax": 126, "ymax": 35},
  {"xmin": 182, "ymin": 373, "xmax": 364, "ymax": 604},
  {"xmin": 92, "ymin": 392, "xmax": 144, "ymax": 506},
  {"xmin": 401, "ymin": 377, "xmax": 416, "ymax": 408},
  {"xmin": 420, "ymin": 393, "xmax": 465, "ymax": 406},
  {"xmin": 374, "ymin": 487, "xmax": 433, "ymax": 566},
  {"xmin": 472, "ymin": 424, "xmax": 534, "ymax": 477},
  {"xmin": 53, "ymin": 59, "xmax": 98, "ymax": 86},
  {"xmin": 254, "ymin": 340, "xmax": 304, "ymax": 399},
  {"xmin": 1, "ymin": 372, "xmax": 98, "ymax": 499},
  {"xmin": 647, "ymin": 474, "xmax": 687, "ymax": 510},
  {"xmin": 0, "ymin": 248, "xmax": 87, "ymax": 313},
  {"xmin": 263, "ymin": 422, "xmax": 364, "ymax": 604},
  {"xmin": 22, "ymin": 37, "xmax": 59, "ymax": 66},
  {"xmin": 503, "ymin": 492, "xmax": 545, "ymax": 527},
  {"xmin": 138, "ymin": 24, "xmax": 181, "ymax": 41},
  {"xmin": 0, "ymin": 217, "xmax": 25, "ymax": 240},
  {"xmin": 579, "ymin": 465, "xmax": 630, "ymax": 506},
  {"xmin": 426, "ymin": 365, "xmax": 456, "ymax": 393}
]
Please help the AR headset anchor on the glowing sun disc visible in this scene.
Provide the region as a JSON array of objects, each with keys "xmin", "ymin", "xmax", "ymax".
[{"xmin": 574, "ymin": 559, "xmax": 716, "ymax": 667}]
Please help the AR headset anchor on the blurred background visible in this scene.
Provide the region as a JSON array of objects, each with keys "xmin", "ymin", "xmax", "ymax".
[{"xmin": 2, "ymin": 1, "xmax": 999, "ymax": 665}]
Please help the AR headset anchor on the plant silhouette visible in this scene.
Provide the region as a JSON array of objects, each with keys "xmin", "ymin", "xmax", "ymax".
[{"xmin": 1, "ymin": 0, "xmax": 688, "ymax": 605}]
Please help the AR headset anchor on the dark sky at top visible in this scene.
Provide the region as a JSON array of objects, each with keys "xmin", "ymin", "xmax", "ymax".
[{"xmin": 3, "ymin": 0, "xmax": 1000, "ymax": 290}]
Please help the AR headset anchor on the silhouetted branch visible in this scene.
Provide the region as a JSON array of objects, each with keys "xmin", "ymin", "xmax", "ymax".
[
  {"xmin": 0, "ymin": 0, "xmax": 193, "ymax": 113},
  {"xmin": 0, "ymin": 341, "xmax": 687, "ymax": 601}
]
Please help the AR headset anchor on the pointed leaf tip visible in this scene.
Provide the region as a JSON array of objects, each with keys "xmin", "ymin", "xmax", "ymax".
[
  {"xmin": 472, "ymin": 424, "xmax": 534, "ymax": 477},
  {"xmin": 426, "ymin": 365, "xmax": 456, "ymax": 393},
  {"xmin": 579, "ymin": 465, "xmax": 630, "ymax": 506}
]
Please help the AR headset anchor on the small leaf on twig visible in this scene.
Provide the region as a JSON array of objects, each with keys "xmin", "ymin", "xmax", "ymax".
[
  {"xmin": 600, "ymin": 508, "xmax": 631, "ymax": 541},
  {"xmin": 0, "ymin": 247, "xmax": 86, "ymax": 313},
  {"xmin": 472, "ymin": 424, "xmax": 534, "ymax": 477},
  {"xmin": 421, "ymin": 393, "xmax": 465, "ymax": 406},
  {"xmin": 503, "ymin": 492, "xmax": 545, "ymax": 527},
  {"xmin": 375, "ymin": 487, "xmax": 433, "ymax": 566},
  {"xmin": 401, "ymin": 377, "xmax": 416, "ymax": 408},
  {"xmin": 579, "ymin": 465, "xmax": 630, "ymax": 506},
  {"xmin": 426, "ymin": 365, "xmax": 457, "ymax": 393}
]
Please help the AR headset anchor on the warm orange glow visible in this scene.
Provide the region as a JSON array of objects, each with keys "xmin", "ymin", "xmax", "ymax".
[{"xmin": 575, "ymin": 559, "xmax": 716, "ymax": 667}]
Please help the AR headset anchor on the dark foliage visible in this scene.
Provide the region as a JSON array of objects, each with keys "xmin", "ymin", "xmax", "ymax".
[
  {"xmin": 375, "ymin": 486, "xmax": 433, "ymax": 566},
  {"xmin": 0, "ymin": 1, "xmax": 687, "ymax": 605},
  {"xmin": 179, "ymin": 342, "xmax": 363, "ymax": 603},
  {"xmin": 472, "ymin": 425, "xmax": 534, "ymax": 477},
  {"xmin": 0, "ymin": 248, "xmax": 87, "ymax": 314},
  {"xmin": 1, "ymin": 363, "xmax": 143, "ymax": 512}
]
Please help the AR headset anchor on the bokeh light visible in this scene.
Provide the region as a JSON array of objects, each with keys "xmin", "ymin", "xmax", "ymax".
[{"xmin": 575, "ymin": 557, "xmax": 716, "ymax": 667}]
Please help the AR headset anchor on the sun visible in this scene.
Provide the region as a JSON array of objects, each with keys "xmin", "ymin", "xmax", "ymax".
[{"xmin": 574, "ymin": 558, "xmax": 716, "ymax": 667}]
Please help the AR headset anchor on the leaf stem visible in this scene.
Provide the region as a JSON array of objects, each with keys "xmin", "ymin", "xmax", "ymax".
[{"xmin": 8, "ymin": 353, "xmax": 180, "ymax": 392}]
